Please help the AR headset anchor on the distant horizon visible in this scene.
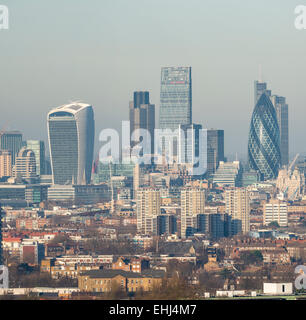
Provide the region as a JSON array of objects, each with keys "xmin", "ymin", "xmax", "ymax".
[{"xmin": 0, "ymin": 1, "xmax": 305, "ymax": 160}]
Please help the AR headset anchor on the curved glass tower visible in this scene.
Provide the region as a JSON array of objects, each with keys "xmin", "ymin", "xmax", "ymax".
[
  {"xmin": 248, "ymin": 93, "xmax": 281, "ymax": 180},
  {"xmin": 47, "ymin": 103, "xmax": 94, "ymax": 185}
]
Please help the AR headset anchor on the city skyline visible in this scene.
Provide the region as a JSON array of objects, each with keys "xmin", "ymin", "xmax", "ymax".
[{"xmin": 0, "ymin": 1, "xmax": 305, "ymax": 159}]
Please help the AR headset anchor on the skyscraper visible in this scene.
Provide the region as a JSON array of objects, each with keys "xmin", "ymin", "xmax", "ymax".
[
  {"xmin": 159, "ymin": 67, "xmax": 192, "ymax": 130},
  {"xmin": 254, "ymin": 80, "xmax": 271, "ymax": 105},
  {"xmin": 47, "ymin": 102, "xmax": 95, "ymax": 185},
  {"xmin": 225, "ymin": 187, "xmax": 250, "ymax": 234},
  {"xmin": 178, "ymin": 124, "xmax": 207, "ymax": 176},
  {"xmin": 26, "ymin": 140, "xmax": 45, "ymax": 176},
  {"xmin": 271, "ymin": 95, "xmax": 289, "ymax": 166},
  {"xmin": 248, "ymin": 93, "xmax": 281, "ymax": 180},
  {"xmin": 207, "ymin": 129, "xmax": 224, "ymax": 175},
  {"xmin": 180, "ymin": 188, "xmax": 205, "ymax": 238},
  {"xmin": 129, "ymin": 91, "xmax": 155, "ymax": 155},
  {"xmin": 0, "ymin": 131, "xmax": 22, "ymax": 165}
]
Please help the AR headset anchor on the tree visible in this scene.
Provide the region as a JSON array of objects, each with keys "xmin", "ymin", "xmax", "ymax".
[
  {"xmin": 239, "ymin": 250, "xmax": 263, "ymax": 266},
  {"xmin": 220, "ymin": 268, "xmax": 232, "ymax": 280},
  {"xmin": 268, "ymin": 221, "xmax": 280, "ymax": 229}
]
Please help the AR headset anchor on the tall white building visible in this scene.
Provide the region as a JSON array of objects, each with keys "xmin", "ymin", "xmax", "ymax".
[
  {"xmin": 14, "ymin": 147, "xmax": 37, "ymax": 182},
  {"xmin": 225, "ymin": 187, "xmax": 250, "ymax": 234},
  {"xmin": 136, "ymin": 188, "xmax": 161, "ymax": 235},
  {"xmin": 264, "ymin": 199, "xmax": 288, "ymax": 227},
  {"xmin": 180, "ymin": 188, "xmax": 205, "ymax": 238},
  {"xmin": 26, "ymin": 140, "xmax": 45, "ymax": 176},
  {"xmin": 47, "ymin": 102, "xmax": 94, "ymax": 185}
]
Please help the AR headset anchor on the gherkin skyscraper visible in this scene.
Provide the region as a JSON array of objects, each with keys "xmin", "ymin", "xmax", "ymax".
[{"xmin": 248, "ymin": 93, "xmax": 281, "ymax": 181}]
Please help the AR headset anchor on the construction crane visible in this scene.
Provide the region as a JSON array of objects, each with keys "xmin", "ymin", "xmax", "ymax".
[{"xmin": 288, "ymin": 153, "xmax": 300, "ymax": 176}]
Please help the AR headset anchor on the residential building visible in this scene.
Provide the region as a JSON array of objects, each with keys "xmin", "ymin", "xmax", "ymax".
[
  {"xmin": 78, "ymin": 269, "xmax": 165, "ymax": 293},
  {"xmin": 264, "ymin": 199, "xmax": 288, "ymax": 227},
  {"xmin": 136, "ymin": 188, "xmax": 160, "ymax": 235},
  {"xmin": 0, "ymin": 150, "xmax": 12, "ymax": 178},
  {"xmin": 225, "ymin": 188, "xmax": 250, "ymax": 234},
  {"xmin": 181, "ymin": 188, "xmax": 205, "ymax": 238}
]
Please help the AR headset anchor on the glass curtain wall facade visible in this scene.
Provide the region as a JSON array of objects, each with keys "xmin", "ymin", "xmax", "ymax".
[
  {"xmin": 26, "ymin": 140, "xmax": 45, "ymax": 176},
  {"xmin": 271, "ymin": 95, "xmax": 289, "ymax": 166},
  {"xmin": 159, "ymin": 67, "xmax": 192, "ymax": 130},
  {"xmin": 0, "ymin": 131, "xmax": 22, "ymax": 165},
  {"xmin": 248, "ymin": 93, "xmax": 281, "ymax": 180},
  {"xmin": 47, "ymin": 103, "xmax": 94, "ymax": 185}
]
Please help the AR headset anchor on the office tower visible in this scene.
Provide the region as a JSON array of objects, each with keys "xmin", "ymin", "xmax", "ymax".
[
  {"xmin": 180, "ymin": 188, "xmax": 205, "ymax": 238},
  {"xmin": 157, "ymin": 214, "xmax": 177, "ymax": 236},
  {"xmin": 207, "ymin": 129, "xmax": 224, "ymax": 175},
  {"xmin": 129, "ymin": 91, "xmax": 155, "ymax": 155},
  {"xmin": 248, "ymin": 93, "xmax": 281, "ymax": 181},
  {"xmin": 26, "ymin": 140, "xmax": 45, "ymax": 176},
  {"xmin": 213, "ymin": 161, "xmax": 242, "ymax": 187},
  {"xmin": 136, "ymin": 188, "xmax": 161, "ymax": 235},
  {"xmin": 14, "ymin": 147, "xmax": 37, "ymax": 182},
  {"xmin": 0, "ymin": 131, "xmax": 22, "ymax": 165},
  {"xmin": 47, "ymin": 102, "xmax": 95, "ymax": 185},
  {"xmin": 209, "ymin": 214, "xmax": 227, "ymax": 240},
  {"xmin": 94, "ymin": 163, "xmax": 134, "ymax": 184},
  {"xmin": 159, "ymin": 67, "xmax": 192, "ymax": 130},
  {"xmin": 178, "ymin": 124, "xmax": 207, "ymax": 176},
  {"xmin": 158, "ymin": 67, "xmax": 192, "ymax": 158},
  {"xmin": 254, "ymin": 80, "xmax": 271, "ymax": 105},
  {"xmin": 44, "ymin": 159, "xmax": 52, "ymax": 175},
  {"xmin": 197, "ymin": 213, "xmax": 209, "ymax": 234},
  {"xmin": 264, "ymin": 199, "xmax": 288, "ymax": 227},
  {"xmin": 225, "ymin": 188, "xmax": 250, "ymax": 234},
  {"xmin": 241, "ymin": 169, "xmax": 259, "ymax": 187},
  {"xmin": 271, "ymin": 95, "xmax": 289, "ymax": 166},
  {"xmin": 0, "ymin": 150, "xmax": 12, "ymax": 178}
]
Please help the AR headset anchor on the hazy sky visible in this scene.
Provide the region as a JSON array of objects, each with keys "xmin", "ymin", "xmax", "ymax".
[{"xmin": 0, "ymin": 0, "xmax": 305, "ymax": 160}]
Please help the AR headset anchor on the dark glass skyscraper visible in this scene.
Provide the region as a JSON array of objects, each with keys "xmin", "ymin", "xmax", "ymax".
[
  {"xmin": 271, "ymin": 95, "xmax": 289, "ymax": 166},
  {"xmin": 159, "ymin": 67, "xmax": 192, "ymax": 130},
  {"xmin": 47, "ymin": 103, "xmax": 95, "ymax": 185},
  {"xmin": 0, "ymin": 131, "xmax": 22, "ymax": 165},
  {"xmin": 207, "ymin": 129, "xmax": 224, "ymax": 175},
  {"xmin": 129, "ymin": 91, "xmax": 155, "ymax": 155},
  {"xmin": 248, "ymin": 93, "xmax": 281, "ymax": 180}
]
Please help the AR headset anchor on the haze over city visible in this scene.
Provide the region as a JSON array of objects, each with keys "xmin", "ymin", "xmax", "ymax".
[{"xmin": 0, "ymin": 0, "xmax": 305, "ymax": 159}]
